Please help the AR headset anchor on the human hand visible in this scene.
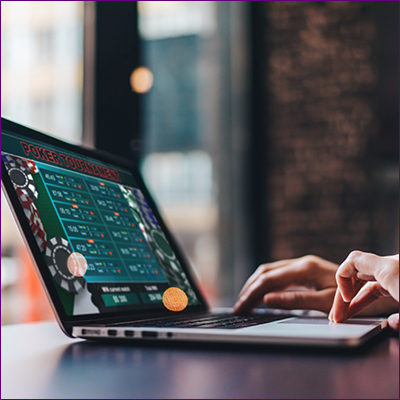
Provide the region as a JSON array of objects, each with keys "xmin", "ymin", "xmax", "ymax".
[
  {"xmin": 329, "ymin": 251, "xmax": 399, "ymax": 330},
  {"xmin": 233, "ymin": 255, "xmax": 338, "ymax": 314}
]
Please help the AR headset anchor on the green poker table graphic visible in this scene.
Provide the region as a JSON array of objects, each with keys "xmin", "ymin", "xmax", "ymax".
[{"xmin": 123, "ymin": 186, "xmax": 200, "ymax": 306}]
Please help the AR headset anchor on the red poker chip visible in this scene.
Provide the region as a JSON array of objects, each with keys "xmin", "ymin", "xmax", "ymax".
[
  {"xmin": 30, "ymin": 202, "xmax": 44, "ymax": 229},
  {"xmin": 15, "ymin": 187, "xmax": 47, "ymax": 252},
  {"xmin": 30, "ymin": 220, "xmax": 47, "ymax": 252},
  {"xmin": 29, "ymin": 202, "xmax": 47, "ymax": 252},
  {"xmin": 15, "ymin": 187, "xmax": 35, "ymax": 225},
  {"xmin": 15, "ymin": 156, "xmax": 38, "ymax": 174}
]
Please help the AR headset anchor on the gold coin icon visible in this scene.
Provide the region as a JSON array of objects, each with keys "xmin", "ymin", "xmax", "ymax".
[
  {"xmin": 67, "ymin": 252, "xmax": 88, "ymax": 277},
  {"xmin": 162, "ymin": 287, "xmax": 188, "ymax": 312}
]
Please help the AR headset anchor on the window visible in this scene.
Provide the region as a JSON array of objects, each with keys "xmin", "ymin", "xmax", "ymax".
[
  {"xmin": 1, "ymin": 1, "xmax": 84, "ymax": 325},
  {"xmin": 138, "ymin": 2, "xmax": 252, "ymax": 303},
  {"xmin": 1, "ymin": 1, "xmax": 83, "ymax": 142}
]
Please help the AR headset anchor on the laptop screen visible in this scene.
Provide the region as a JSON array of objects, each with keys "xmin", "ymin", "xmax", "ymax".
[{"xmin": 1, "ymin": 122, "xmax": 204, "ymax": 319}]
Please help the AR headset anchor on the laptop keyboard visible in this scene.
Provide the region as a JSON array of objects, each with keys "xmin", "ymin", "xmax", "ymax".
[{"xmin": 124, "ymin": 313, "xmax": 287, "ymax": 330}]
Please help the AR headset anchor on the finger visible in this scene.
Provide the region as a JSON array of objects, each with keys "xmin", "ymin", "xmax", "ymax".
[
  {"xmin": 329, "ymin": 287, "xmax": 351, "ymax": 322},
  {"xmin": 233, "ymin": 283, "xmax": 265, "ymax": 314},
  {"xmin": 263, "ymin": 288, "xmax": 336, "ymax": 314},
  {"xmin": 387, "ymin": 313, "xmax": 399, "ymax": 331},
  {"xmin": 336, "ymin": 275, "xmax": 361, "ymax": 305},
  {"xmin": 234, "ymin": 262, "xmax": 324, "ymax": 314},
  {"xmin": 238, "ymin": 259, "xmax": 291, "ymax": 298},
  {"xmin": 330, "ymin": 277, "xmax": 372, "ymax": 322},
  {"xmin": 329, "ymin": 277, "xmax": 365, "ymax": 322},
  {"xmin": 345, "ymin": 282, "xmax": 390, "ymax": 319},
  {"xmin": 238, "ymin": 255, "xmax": 338, "ymax": 301},
  {"xmin": 336, "ymin": 251, "xmax": 399, "ymax": 302},
  {"xmin": 336, "ymin": 252, "xmax": 377, "ymax": 302}
]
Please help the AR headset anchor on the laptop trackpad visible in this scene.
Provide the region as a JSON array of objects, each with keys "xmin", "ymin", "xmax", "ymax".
[
  {"xmin": 239, "ymin": 317, "xmax": 383, "ymax": 338},
  {"xmin": 277, "ymin": 317, "xmax": 381, "ymax": 325}
]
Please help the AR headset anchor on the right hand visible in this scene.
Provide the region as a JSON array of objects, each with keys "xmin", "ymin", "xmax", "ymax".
[{"xmin": 329, "ymin": 251, "xmax": 399, "ymax": 330}]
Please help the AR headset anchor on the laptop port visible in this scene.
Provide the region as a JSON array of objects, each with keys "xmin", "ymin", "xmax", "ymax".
[
  {"xmin": 142, "ymin": 331, "xmax": 158, "ymax": 338},
  {"xmin": 82, "ymin": 329, "xmax": 101, "ymax": 336},
  {"xmin": 108, "ymin": 329, "xmax": 118, "ymax": 336},
  {"xmin": 124, "ymin": 330, "xmax": 134, "ymax": 337}
]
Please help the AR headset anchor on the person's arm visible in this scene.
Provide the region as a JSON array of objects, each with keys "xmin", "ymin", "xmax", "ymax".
[
  {"xmin": 329, "ymin": 251, "xmax": 399, "ymax": 330},
  {"xmin": 233, "ymin": 254, "xmax": 399, "ymax": 318}
]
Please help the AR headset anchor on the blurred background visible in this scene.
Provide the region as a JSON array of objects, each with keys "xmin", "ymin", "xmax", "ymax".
[{"xmin": 1, "ymin": 1, "xmax": 398, "ymax": 325}]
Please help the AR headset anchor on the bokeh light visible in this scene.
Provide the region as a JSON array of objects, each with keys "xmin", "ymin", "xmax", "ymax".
[{"xmin": 130, "ymin": 66, "xmax": 154, "ymax": 93}]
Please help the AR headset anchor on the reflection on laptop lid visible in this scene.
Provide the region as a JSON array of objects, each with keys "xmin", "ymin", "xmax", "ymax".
[{"xmin": 1, "ymin": 117, "xmax": 386, "ymax": 347}]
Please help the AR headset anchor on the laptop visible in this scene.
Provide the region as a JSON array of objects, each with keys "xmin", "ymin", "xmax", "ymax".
[{"xmin": 1, "ymin": 117, "xmax": 387, "ymax": 347}]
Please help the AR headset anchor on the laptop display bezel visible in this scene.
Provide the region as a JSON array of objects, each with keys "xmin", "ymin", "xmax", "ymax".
[{"xmin": 1, "ymin": 117, "xmax": 210, "ymax": 336}]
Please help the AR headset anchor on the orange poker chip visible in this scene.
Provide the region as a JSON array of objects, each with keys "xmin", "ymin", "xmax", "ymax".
[{"xmin": 162, "ymin": 287, "xmax": 188, "ymax": 312}]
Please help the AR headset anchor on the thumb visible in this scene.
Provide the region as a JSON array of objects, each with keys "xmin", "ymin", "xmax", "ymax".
[
  {"xmin": 263, "ymin": 288, "xmax": 336, "ymax": 314},
  {"xmin": 387, "ymin": 313, "xmax": 399, "ymax": 331}
]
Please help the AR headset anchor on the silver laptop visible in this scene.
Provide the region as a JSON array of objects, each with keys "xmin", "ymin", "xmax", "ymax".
[{"xmin": 1, "ymin": 117, "xmax": 386, "ymax": 347}]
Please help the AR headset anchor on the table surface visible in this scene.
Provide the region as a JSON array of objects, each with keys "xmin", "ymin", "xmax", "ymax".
[{"xmin": 1, "ymin": 321, "xmax": 399, "ymax": 399}]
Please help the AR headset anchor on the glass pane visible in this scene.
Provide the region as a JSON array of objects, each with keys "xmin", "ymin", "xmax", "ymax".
[
  {"xmin": 1, "ymin": 1, "xmax": 83, "ymax": 143},
  {"xmin": 138, "ymin": 1, "xmax": 220, "ymax": 303},
  {"xmin": 1, "ymin": 1, "xmax": 84, "ymax": 325}
]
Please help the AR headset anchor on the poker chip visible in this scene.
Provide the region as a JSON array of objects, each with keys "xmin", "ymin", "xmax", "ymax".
[
  {"xmin": 15, "ymin": 187, "xmax": 47, "ymax": 252},
  {"xmin": 2, "ymin": 153, "xmax": 38, "ymax": 174},
  {"xmin": 29, "ymin": 202, "xmax": 47, "ymax": 253},
  {"xmin": 30, "ymin": 218, "xmax": 47, "ymax": 252},
  {"xmin": 15, "ymin": 187, "xmax": 35, "ymax": 225},
  {"xmin": 1, "ymin": 153, "xmax": 15, "ymax": 164},
  {"xmin": 15, "ymin": 156, "xmax": 38, "ymax": 174},
  {"xmin": 45, "ymin": 237, "xmax": 86, "ymax": 294},
  {"xmin": 5, "ymin": 161, "xmax": 39, "ymax": 202}
]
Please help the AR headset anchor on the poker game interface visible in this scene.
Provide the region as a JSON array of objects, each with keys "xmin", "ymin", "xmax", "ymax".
[{"xmin": 2, "ymin": 129, "xmax": 200, "ymax": 316}]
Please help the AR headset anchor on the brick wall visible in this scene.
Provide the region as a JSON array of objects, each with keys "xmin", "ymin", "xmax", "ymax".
[{"xmin": 264, "ymin": 1, "xmax": 393, "ymax": 263}]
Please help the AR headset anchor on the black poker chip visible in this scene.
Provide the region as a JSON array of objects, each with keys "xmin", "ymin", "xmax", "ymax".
[
  {"xmin": 45, "ymin": 236, "xmax": 85, "ymax": 294},
  {"xmin": 4, "ymin": 160, "xmax": 39, "ymax": 202}
]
